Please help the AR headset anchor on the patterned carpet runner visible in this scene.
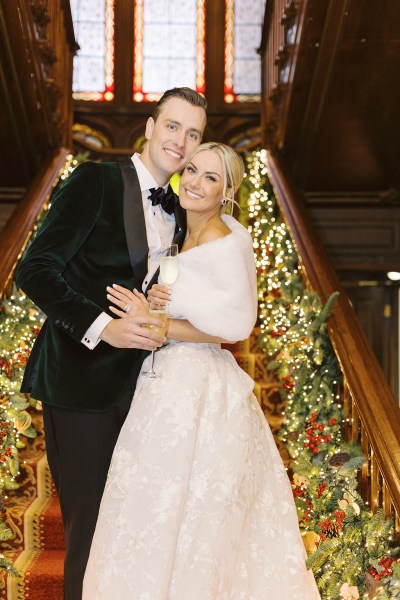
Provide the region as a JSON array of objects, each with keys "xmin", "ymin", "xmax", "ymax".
[
  {"xmin": 0, "ymin": 410, "xmax": 65, "ymax": 600},
  {"xmin": 1, "ymin": 329, "xmax": 283, "ymax": 599}
]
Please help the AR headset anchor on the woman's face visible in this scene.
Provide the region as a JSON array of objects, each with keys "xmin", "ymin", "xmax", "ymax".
[{"xmin": 179, "ymin": 150, "xmax": 225, "ymax": 216}]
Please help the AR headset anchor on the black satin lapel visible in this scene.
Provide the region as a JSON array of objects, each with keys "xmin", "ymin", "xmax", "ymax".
[
  {"xmin": 119, "ymin": 159, "xmax": 148, "ymax": 287},
  {"xmin": 173, "ymin": 201, "xmax": 187, "ymax": 251}
]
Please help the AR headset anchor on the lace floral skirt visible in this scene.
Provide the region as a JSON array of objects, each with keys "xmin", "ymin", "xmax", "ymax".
[{"xmin": 83, "ymin": 343, "xmax": 320, "ymax": 600}]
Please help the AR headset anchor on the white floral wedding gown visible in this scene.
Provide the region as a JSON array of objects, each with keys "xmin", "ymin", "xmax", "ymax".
[{"xmin": 83, "ymin": 216, "xmax": 321, "ymax": 600}]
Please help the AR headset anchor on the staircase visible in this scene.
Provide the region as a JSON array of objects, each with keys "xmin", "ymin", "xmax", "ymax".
[{"xmin": 1, "ymin": 331, "xmax": 276, "ymax": 599}]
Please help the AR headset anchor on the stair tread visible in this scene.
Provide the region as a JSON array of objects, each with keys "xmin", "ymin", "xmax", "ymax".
[
  {"xmin": 22, "ymin": 550, "xmax": 64, "ymax": 600},
  {"xmin": 40, "ymin": 498, "xmax": 61, "ymax": 516},
  {"xmin": 26, "ymin": 548, "xmax": 65, "ymax": 567}
]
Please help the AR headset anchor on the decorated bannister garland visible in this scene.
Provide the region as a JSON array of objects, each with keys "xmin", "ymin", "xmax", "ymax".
[
  {"xmin": 239, "ymin": 150, "xmax": 400, "ymax": 599},
  {"xmin": 0, "ymin": 155, "xmax": 79, "ymax": 573},
  {"xmin": 1, "ymin": 151, "xmax": 400, "ymax": 597},
  {"xmin": 0, "ymin": 291, "xmax": 43, "ymax": 573}
]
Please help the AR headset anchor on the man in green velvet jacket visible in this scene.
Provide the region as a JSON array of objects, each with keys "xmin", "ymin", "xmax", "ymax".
[{"xmin": 16, "ymin": 87, "xmax": 207, "ymax": 600}]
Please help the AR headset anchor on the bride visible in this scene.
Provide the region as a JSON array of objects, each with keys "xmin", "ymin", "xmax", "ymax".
[{"xmin": 82, "ymin": 142, "xmax": 321, "ymax": 599}]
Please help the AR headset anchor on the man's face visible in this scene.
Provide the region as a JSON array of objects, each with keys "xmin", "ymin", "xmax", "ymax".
[{"xmin": 141, "ymin": 97, "xmax": 206, "ymax": 185}]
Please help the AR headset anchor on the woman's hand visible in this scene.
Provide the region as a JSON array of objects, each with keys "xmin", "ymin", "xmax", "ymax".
[
  {"xmin": 106, "ymin": 285, "xmax": 148, "ymax": 318},
  {"xmin": 147, "ymin": 284, "xmax": 171, "ymax": 306}
]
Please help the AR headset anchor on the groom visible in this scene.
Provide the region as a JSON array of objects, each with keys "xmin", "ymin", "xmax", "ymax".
[{"xmin": 16, "ymin": 87, "xmax": 207, "ymax": 600}]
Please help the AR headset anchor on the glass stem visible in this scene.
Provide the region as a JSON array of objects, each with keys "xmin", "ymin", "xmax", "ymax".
[{"xmin": 149, "ymin": 350, "xmax": 155, "ymax": 373}]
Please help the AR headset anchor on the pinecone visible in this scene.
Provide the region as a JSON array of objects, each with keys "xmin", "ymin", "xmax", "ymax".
[
  {"xmin": 328, "ymin": 452, "xmax": 350, "ymax": 468},
  {"xmin": 324, "ymin": 522, "xmax": 341, "ymax": 538}
]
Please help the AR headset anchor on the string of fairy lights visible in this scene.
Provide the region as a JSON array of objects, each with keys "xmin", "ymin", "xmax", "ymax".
[{"xmin": 239, "ymin": 149, "xmax": 400, "ymax": 599}]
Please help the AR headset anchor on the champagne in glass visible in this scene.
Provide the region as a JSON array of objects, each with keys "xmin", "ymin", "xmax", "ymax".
[
  {"xmin": 160, "ymin": 243, "xmax": 179, "ymax": 286},
  {"xmin": 144, "ymin": 299, "xmax": 168, "ymax": 378}
]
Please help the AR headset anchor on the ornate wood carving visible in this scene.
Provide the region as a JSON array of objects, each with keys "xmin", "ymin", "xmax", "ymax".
[
  {"xmin": 281, "ymin": 0, "xmax": 297, "ymax": 24},
  {"xmin": 259, "ymin": 0, "xmax": 301, "ymax": 150},
  {"xmin": 30, "ymin": 0, "xmax": 50, "ymax": 40},
  {"xmin": 274, "ymin": 45, "xmax": 289, "ymax": 67},
  {"xmin": 45, "ymin": 78, "xmax": 63, "ymax": 112},
  {"xmin": 37, "ymin": 39, "xmax": 56, "ymax": 78}
]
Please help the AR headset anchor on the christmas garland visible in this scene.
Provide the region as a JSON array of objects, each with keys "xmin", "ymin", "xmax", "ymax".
[
  {"xmin": 0, "ymin": 155, "xmax": 80, "ymax": 573},
  {"xmin": 0, "ymin": 291, "xmax": 43, "ymax": 573},
  {"xmin": 239, "ymin": 150, "xmax": 400, "ymax": 599}
]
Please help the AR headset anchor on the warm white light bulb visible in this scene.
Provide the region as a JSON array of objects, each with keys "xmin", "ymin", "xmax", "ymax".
[{"xmin": 387, "ymin": 271, "xmax": 400, "ymax": 281}]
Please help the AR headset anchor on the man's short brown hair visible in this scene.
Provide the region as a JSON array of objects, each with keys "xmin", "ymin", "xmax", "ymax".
[{"xmin": 153, "ymin": 87, "xmax": 207, "ymax": 123}]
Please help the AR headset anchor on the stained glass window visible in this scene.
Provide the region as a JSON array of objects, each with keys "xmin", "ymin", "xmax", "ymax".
[
  {"xmin": 225, "ymin": 0, "xmax": 266, "ymax": 103},
  {"xmin": 133, "ymin": 0, "xmax": 205, "ymax": 102},
  {"xmin": 71, "ymin": 0, "xmax": 115, "ymax": 101}
]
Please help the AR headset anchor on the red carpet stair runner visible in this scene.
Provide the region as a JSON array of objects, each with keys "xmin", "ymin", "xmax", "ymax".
[
  {"xmin": 1, "ymin": 328, "xmax": 283, "ymax": 599},
  {"xmin": 1, "ymin": 411, "xmax": 65, "ymax": 600}
]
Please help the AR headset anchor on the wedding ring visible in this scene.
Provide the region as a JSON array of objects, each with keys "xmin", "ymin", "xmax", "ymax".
[{"xmin": 123, "ymin": 303, "xmax": 131, "ymax": 313}]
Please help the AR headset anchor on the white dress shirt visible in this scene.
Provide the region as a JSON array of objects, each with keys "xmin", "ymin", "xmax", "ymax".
[{"xmin": 81, "ymin": 154, "xmax": 176, "ymax": 349}]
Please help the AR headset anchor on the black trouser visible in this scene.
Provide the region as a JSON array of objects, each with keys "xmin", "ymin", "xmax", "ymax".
[{"xmin": 42, "ymin": 389, "xmax": 134, "ymax": 600}]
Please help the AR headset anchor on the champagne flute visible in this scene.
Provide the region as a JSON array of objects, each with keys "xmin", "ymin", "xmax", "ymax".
[
  {"xmin": 160, "ymin": 243, "xmax": 179, "ymax": 287},
  {"xmin": 143, "ymin": 299, "xmax": 169, "ymax": 378}
]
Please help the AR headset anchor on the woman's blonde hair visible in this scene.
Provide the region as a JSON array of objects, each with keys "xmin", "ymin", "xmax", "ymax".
[{"xmin": 187, "ymin": 142, "xmax": 245, "ymax": 215}]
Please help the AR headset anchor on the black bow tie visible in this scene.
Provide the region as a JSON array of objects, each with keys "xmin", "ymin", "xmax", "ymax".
[{"xmin": 148, "ymin": 186, "xmax": 176, "ymax": 215}]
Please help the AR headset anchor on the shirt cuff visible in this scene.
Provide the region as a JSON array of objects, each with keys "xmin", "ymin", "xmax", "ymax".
[{"xmin": 81, "ymin": 312, "xmax": 113, "ymax": 350}]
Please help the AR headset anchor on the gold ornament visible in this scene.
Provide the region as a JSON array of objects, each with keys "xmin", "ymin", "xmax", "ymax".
[{"xmin": 302, "ymin": 530, "xmax": 320, "ymax": 555}]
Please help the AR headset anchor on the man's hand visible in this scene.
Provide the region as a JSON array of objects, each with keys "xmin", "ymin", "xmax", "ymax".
[{"xmin": 100, "ymin": 314, "xmax": 165, "ymax": 350}]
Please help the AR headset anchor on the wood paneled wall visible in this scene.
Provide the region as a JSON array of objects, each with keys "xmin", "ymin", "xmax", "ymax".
[
  {"xmin": 260, "ymin": 0, "xmax": 400, "ymax": 192},
  {"xmin": 306, "ymin": 195, "xmax": 400, "ymax": 272}
]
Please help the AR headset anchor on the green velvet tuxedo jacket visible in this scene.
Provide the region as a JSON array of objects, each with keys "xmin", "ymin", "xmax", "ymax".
[{"xmin": 16, "ymin": 160, "xmax": 185, "ymax": 411}]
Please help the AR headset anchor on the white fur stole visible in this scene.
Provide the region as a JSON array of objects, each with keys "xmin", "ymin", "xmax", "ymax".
[{"xmin": 166, "ymin": 215, "xmax": 257, "ymax": 342}]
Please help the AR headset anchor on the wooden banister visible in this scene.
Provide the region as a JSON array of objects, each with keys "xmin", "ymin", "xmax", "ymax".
[
  {"xmin": 0, "ymin": 147, "xmax": 69, "ymax": 297},
  {"xmin": 266, "ymin": 150, "xmax": 400, "ymax": 520}
]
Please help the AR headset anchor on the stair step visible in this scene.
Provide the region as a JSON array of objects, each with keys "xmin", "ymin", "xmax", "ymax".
[
  {"xmin": 38, "ymin": 499, "xmax": 65, "ymax": 550},
  {"xmin": 7, "ymin": 550, "xmax": 64, "ymax": 600}
]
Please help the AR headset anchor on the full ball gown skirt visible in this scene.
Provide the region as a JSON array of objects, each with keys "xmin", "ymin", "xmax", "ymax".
[{"xmin": 83, "ymin": 342, "xmax": 321, "ymax": 599}]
